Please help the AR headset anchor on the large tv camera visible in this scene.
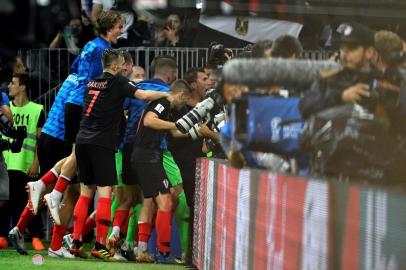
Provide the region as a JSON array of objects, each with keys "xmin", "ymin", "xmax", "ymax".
[{"xmin": 0, "ymin": 112, "xmax": 27, "ymax": 153}]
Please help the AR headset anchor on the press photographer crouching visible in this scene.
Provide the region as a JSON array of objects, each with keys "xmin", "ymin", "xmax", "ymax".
[{"xmin": 300, "ymin": 23, "xmax": 406, "ymax": 183}]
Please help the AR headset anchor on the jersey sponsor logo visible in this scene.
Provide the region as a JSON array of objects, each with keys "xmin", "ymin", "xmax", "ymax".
[
  {"xmin": 154, "ymin": 104, "xmax": 165, "ymax": 114},
  {"xmin": 87, "ymin": 81, "xmax": 108, "ymax": 89}
]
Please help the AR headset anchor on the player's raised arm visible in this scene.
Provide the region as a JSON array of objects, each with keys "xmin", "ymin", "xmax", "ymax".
[{"xmin": 134, "ymin": 89, "xmax": 169, "ymax": 101}]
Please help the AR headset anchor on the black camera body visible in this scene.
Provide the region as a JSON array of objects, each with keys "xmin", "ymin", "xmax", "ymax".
[
  {"xmin": 0, "ymin": 111, "xmax": 27, "ymax": 153},
  {"xmin": 207, "ymin": 42, "xmax": 233, "ymax": 69},
  {"xmin": 357, "ymin": 68, "xmax": 403, "ymax": 112}
]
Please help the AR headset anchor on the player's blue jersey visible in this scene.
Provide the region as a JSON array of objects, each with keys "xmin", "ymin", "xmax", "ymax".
[
  {"xmin": 66, "ymin": 36, "xmax": 111, "ymax": 106},
  {"xmin": 42, "ymin": 74, "xmax": 79, "ymax": 140},
  {"xmin": 122, "ymin": 79, "xmax": 169, "ymax": 150}
]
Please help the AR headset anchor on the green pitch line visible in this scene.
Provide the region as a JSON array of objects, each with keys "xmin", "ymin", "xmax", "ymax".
[{"xmin": 0, "ymin": 249, "xmax": 185, "ymax": 270}]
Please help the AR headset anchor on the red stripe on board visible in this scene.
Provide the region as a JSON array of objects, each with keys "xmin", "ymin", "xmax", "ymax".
[
  {"xmin": 283, "ymin": 175, "xmax": 307, "ymax": 270},
  {"xmin": 225, "ymin": 166, "xmax": 240, "ymax": 270},
  {"xmin": 253, "ymin": 174, "xmax": 307, "ymax": 270},
  {"xmin": 213, "ymin": 164, "xmax": 227, "ymax": 270},
  {"xmin": 341, "ymin": 186, "xmax": 360, "ymax": 270}
]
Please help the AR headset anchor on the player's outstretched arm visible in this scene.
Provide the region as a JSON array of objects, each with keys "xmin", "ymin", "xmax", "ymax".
[
  {"xmin": 134, "ymin": 89, "xmax": 169, "ymax": 101},
  {"xmin": 144, "ymin": 111, "xmax": 177, "ymax": 130}
]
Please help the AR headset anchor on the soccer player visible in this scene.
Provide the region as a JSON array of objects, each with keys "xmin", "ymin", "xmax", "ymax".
[
  {"xmin": 27, "ymin": 10, "xmax": 125, "ymax": 225},
  {"xmin": 69, "ymin": 49, "xmax": 169, "ymax": 261},
  {"xmin": 114, "ymin": 56, "xmax": 185, "ymax": 262},
  {"xmin": 132, "ymin": 79, "xmax": 191, "ymax": 263}
]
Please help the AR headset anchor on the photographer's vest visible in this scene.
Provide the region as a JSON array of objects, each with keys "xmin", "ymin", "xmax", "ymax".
[{"xmin": 3, "ymin": 101, "xmax": 43, "ymax": 172}]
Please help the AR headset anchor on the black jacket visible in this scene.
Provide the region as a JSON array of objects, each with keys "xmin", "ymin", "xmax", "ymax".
[{"xmin": 299, "ymin": 68, "xmax": 359, "ymax": 119}]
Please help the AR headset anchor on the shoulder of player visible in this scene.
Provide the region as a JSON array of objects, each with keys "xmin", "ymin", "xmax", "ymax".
[{"xmin": 149, "ymin": 97, "xmax": 169, "ymax": 107}]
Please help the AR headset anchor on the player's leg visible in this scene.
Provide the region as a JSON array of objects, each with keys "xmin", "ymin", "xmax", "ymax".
[
  {"xmin": 162, "ymin": 150, "xmax": 191, "ymax": 261},
  {"xmin": 48, "ymin": 183, "xmax": 79, "ymax": 258},
  {"xmin": 70, "ymin": 144, "xmax": 96, "ymax": 259}
]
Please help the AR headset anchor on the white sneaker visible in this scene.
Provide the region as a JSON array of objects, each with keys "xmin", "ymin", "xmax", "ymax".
[
  {"xmin": 44, "ymin": 193, "xmax": 61, "ymax": 225},
  {"xmin": 62, "ymin": 234, "xmax": 73, "ymax": 250},
  {"xmin": 113, "ymin": 251, "xmax": 128, "ymax": 262},
  {"xmin": 48, "ymin": 247, "xmax": 75, "ymax": 259},
  {"xmin": 27, "ymin": 181, "xmax": 44, "ymax": 215},
  {"xmin": 8, "ymin": 227, "xmax": 27, "ymax": 255}
]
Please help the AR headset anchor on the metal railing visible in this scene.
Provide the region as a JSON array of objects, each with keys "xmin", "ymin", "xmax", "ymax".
[{"xmin": 18, "ymin": 47, "xmax": 332, "ymax": 112}]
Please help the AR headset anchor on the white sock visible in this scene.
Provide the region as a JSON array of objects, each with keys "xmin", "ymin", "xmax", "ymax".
[
  {"xmin": 137, "ymin": 241, "xmax": 148, "ymax": 254},
  {"xmin": 50, "ymin": 190, "xmax": 63, "ymax": 203},
  {"xmin": 34, "ymin": 180, "xmax": 46, "ymax": 193},
  {"xmin": 112, "ymin": 226, "xmax": 120, "ymax": 237}
]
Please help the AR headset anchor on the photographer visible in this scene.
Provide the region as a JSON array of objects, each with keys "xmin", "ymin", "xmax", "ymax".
[
  {"xmin": 299, "ymin": 22, "xmax": 377, "ymax": 118},
  {"xmin": 373, "ymin": 30, "xmax": 406, "ymax": 136}
]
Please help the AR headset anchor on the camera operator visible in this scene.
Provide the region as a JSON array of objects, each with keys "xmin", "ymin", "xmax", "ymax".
[{"xmin": 299, "ymin": 22, "xmax": 377, "ymax": 118}]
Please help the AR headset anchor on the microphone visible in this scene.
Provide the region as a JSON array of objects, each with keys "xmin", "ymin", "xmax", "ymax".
[{"xmin": 222, "ymin": 58, "xmax": 342, "ymax": 89}]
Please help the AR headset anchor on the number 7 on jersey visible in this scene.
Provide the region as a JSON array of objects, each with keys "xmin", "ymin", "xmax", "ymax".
[{"xmin": 86, "ymin": 90, "xmax": 100, "ymax": 116}]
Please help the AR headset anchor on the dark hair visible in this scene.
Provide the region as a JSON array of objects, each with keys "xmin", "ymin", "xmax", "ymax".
[
  {"xmin": 95, "ymin": 10, "xmax": 123, "ymax": 36},
  {"xmin": 271, "ymin": 35, "xmax": 303, "ymax": 59},
  {"xmin": 120, "ymin": 50, "xmax": 133, "ymax": 65},
  {"xmin": 150, "ymin": 55, "xmax": 177, "ymax": 77},
  {"xmin": 13, "ymin": 73, "xmax": 31, "ymax": 93},
  {"xmin": 251, "ymin": 40, "xmax": 273, "ymax": 58},
  {"xmin": 170, "ymin": 79, "xmax": 192, "ymax": 95},
  {"xmin": 102, "ymin": 49, "xmax": 121, "ymax": 68},
  {"xmin": 183, "ymin": 67, "xmax": 206, "ymax": 85}
]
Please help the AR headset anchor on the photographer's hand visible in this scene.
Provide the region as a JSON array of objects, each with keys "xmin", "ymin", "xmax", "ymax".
[
  {"xmin": 166, "ymin": 27, "xmax": 178, "ymax": 45},
  {"xmin": 342, "ymin": 83, "xmax": 370, "ymax": 102},
  {"xmin": 27, "ymin": 163, "xmax": 39, "ymax": 178},
  {"xmin": 199, "ymin": 124, "xmax": 220, "ymax": 141}
]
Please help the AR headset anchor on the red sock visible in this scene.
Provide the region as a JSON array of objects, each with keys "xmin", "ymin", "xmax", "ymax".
[
  {"xmin": 95, "ymin": 197, "xmax": 111, "ymax": 246},
  {"xmin": 54, "ymin": 175, "xmax": 71, "ymax": 193},
  {"xmin": 16, "ymin": 204, "xmax": 35, "ymax": 233},
  {"xmin": 113, "ymin": 209, "xmax": 129, "ymax": 229},
  {"xmin": 138, "ymin": 222, "xmax": 152, "ymax": 243},
  {"xmin": 83, "ymin": 215, "xmax": 96, "ymax": 237},
  {"xmin": 156, "ymin": 210, "xmax": 172, "ymax": 253},
  {"xmin": 121, "ymin": 212, "xmax": 130, "ymax": 235},
  {"xmin": 72, "ymin": 195, "xmax": 91, "ymax": 241},
  {"xmin": 40, "ymin": 170, "xmax": 58, "ymax": 186},
  {"xmin": 50, "ymin": 225, "xmax": 68, "ymax": 251}
]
